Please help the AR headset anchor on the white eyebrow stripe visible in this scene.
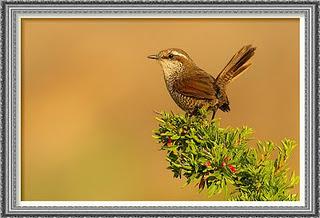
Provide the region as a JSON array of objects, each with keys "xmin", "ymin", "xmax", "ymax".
[{"xmin": 171, "ymin": 50, "xmax": 188, "ymax": 59}]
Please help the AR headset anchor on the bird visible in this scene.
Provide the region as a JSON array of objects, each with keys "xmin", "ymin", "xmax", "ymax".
[{"xmin": 148, "ymin": 45, "xmax": 256, "ymax": 119}]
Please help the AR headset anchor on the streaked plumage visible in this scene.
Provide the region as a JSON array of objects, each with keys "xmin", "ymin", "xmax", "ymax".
[{"xmin": 148, "ymin": 45, "xmax": 256, "ymax": 118}]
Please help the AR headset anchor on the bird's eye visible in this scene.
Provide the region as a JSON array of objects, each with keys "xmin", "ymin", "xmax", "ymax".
[{"xmin": 168, "ymin": 54, "xmax": 174, "ymax": 59}]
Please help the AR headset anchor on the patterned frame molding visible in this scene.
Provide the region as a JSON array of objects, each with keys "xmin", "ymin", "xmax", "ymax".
[{"xmin": 0, "ymin": 0, "xmax": 319, "ymax": 217}]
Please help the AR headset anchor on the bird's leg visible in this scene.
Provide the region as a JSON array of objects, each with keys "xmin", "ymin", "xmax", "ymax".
[
  {"xmin": 211, "ymin": 110, "xmax": 216, "ymax": 120},
  {"xmin": 186, "ymin": 106, "xmax": 201, "ymax": 118},
  {"xmin": 211, "ymin": 106, "xmax": 218, "ymax": 120},
  {"xmin": 192, "ymin": 106, "xmax": 202, "ymax": 117}
]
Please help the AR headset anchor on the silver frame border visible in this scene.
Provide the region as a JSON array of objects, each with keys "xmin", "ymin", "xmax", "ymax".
[{"xmin": 0, "ymin": 0, "xmax": 319, "ymax": 217}]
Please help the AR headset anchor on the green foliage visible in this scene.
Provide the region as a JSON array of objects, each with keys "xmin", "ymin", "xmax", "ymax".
[{"xmin": 153, "ymin": 109, "xmax": 299, "ymax": 201}]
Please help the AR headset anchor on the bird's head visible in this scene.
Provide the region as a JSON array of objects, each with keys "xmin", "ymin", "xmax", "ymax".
[{"xmin": 148, "ymin": 48, "xmax": 194, "ymax": 76}]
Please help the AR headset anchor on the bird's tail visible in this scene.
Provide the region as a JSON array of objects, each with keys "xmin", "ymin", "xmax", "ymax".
[{"xmin": 215, "ymin": 45, "xmax": 256, "ymax": 88}]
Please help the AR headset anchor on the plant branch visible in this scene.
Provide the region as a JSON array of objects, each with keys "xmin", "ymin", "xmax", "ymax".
[{"xmin": 153, "ymin": 109, "xmax": 299, "ymax": 201}]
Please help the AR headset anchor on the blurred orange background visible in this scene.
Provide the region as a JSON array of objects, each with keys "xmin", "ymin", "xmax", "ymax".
[{"xmin": 21, "ymin": 18, "xmax": 300, "ymax": 201}]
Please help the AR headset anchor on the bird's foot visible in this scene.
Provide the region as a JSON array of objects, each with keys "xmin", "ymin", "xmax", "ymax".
[{"xmin": 186, "ymin": 107, "xmax": 207, "ymax": 119}]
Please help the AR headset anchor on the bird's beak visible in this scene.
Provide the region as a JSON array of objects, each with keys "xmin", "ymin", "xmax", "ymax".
[{"xmin": 147, "ymin": 54, "xmax": 159, "ymax": 60}]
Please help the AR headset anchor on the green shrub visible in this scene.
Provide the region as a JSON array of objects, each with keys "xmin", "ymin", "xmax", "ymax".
[{"xmin": 153, "ymin": 109, "xmax": 299, "ymax": 201}]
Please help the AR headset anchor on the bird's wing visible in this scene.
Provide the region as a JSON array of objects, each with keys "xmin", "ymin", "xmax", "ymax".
[
  {"xmin": 215, "ymin": 45, "xmax": 256, "ymax": 88},
  {"xmin": 173, "ymin": 69, "xmax": 215, "ymax": 100}
]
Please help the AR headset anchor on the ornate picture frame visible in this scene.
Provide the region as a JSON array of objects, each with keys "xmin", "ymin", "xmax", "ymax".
[{"xmin": 1, "ymin": 0, "xmax": 319, "ymax": 217}]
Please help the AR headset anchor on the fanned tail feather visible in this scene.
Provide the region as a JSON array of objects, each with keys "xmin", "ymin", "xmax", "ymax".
[{"xmin": 215, "ymin": 45, "xmax": 256, "ymax": 88}]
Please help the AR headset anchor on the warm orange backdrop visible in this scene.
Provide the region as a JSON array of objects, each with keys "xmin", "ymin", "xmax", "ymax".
[{"xmin": 21, "ymin": 18, "xmax": 300, "ymax": 201}]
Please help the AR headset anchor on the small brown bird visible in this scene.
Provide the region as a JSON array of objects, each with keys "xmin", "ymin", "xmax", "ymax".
[{"xmin": 148, "ymin": 45, "xmax": 256, "ymax": 119}]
